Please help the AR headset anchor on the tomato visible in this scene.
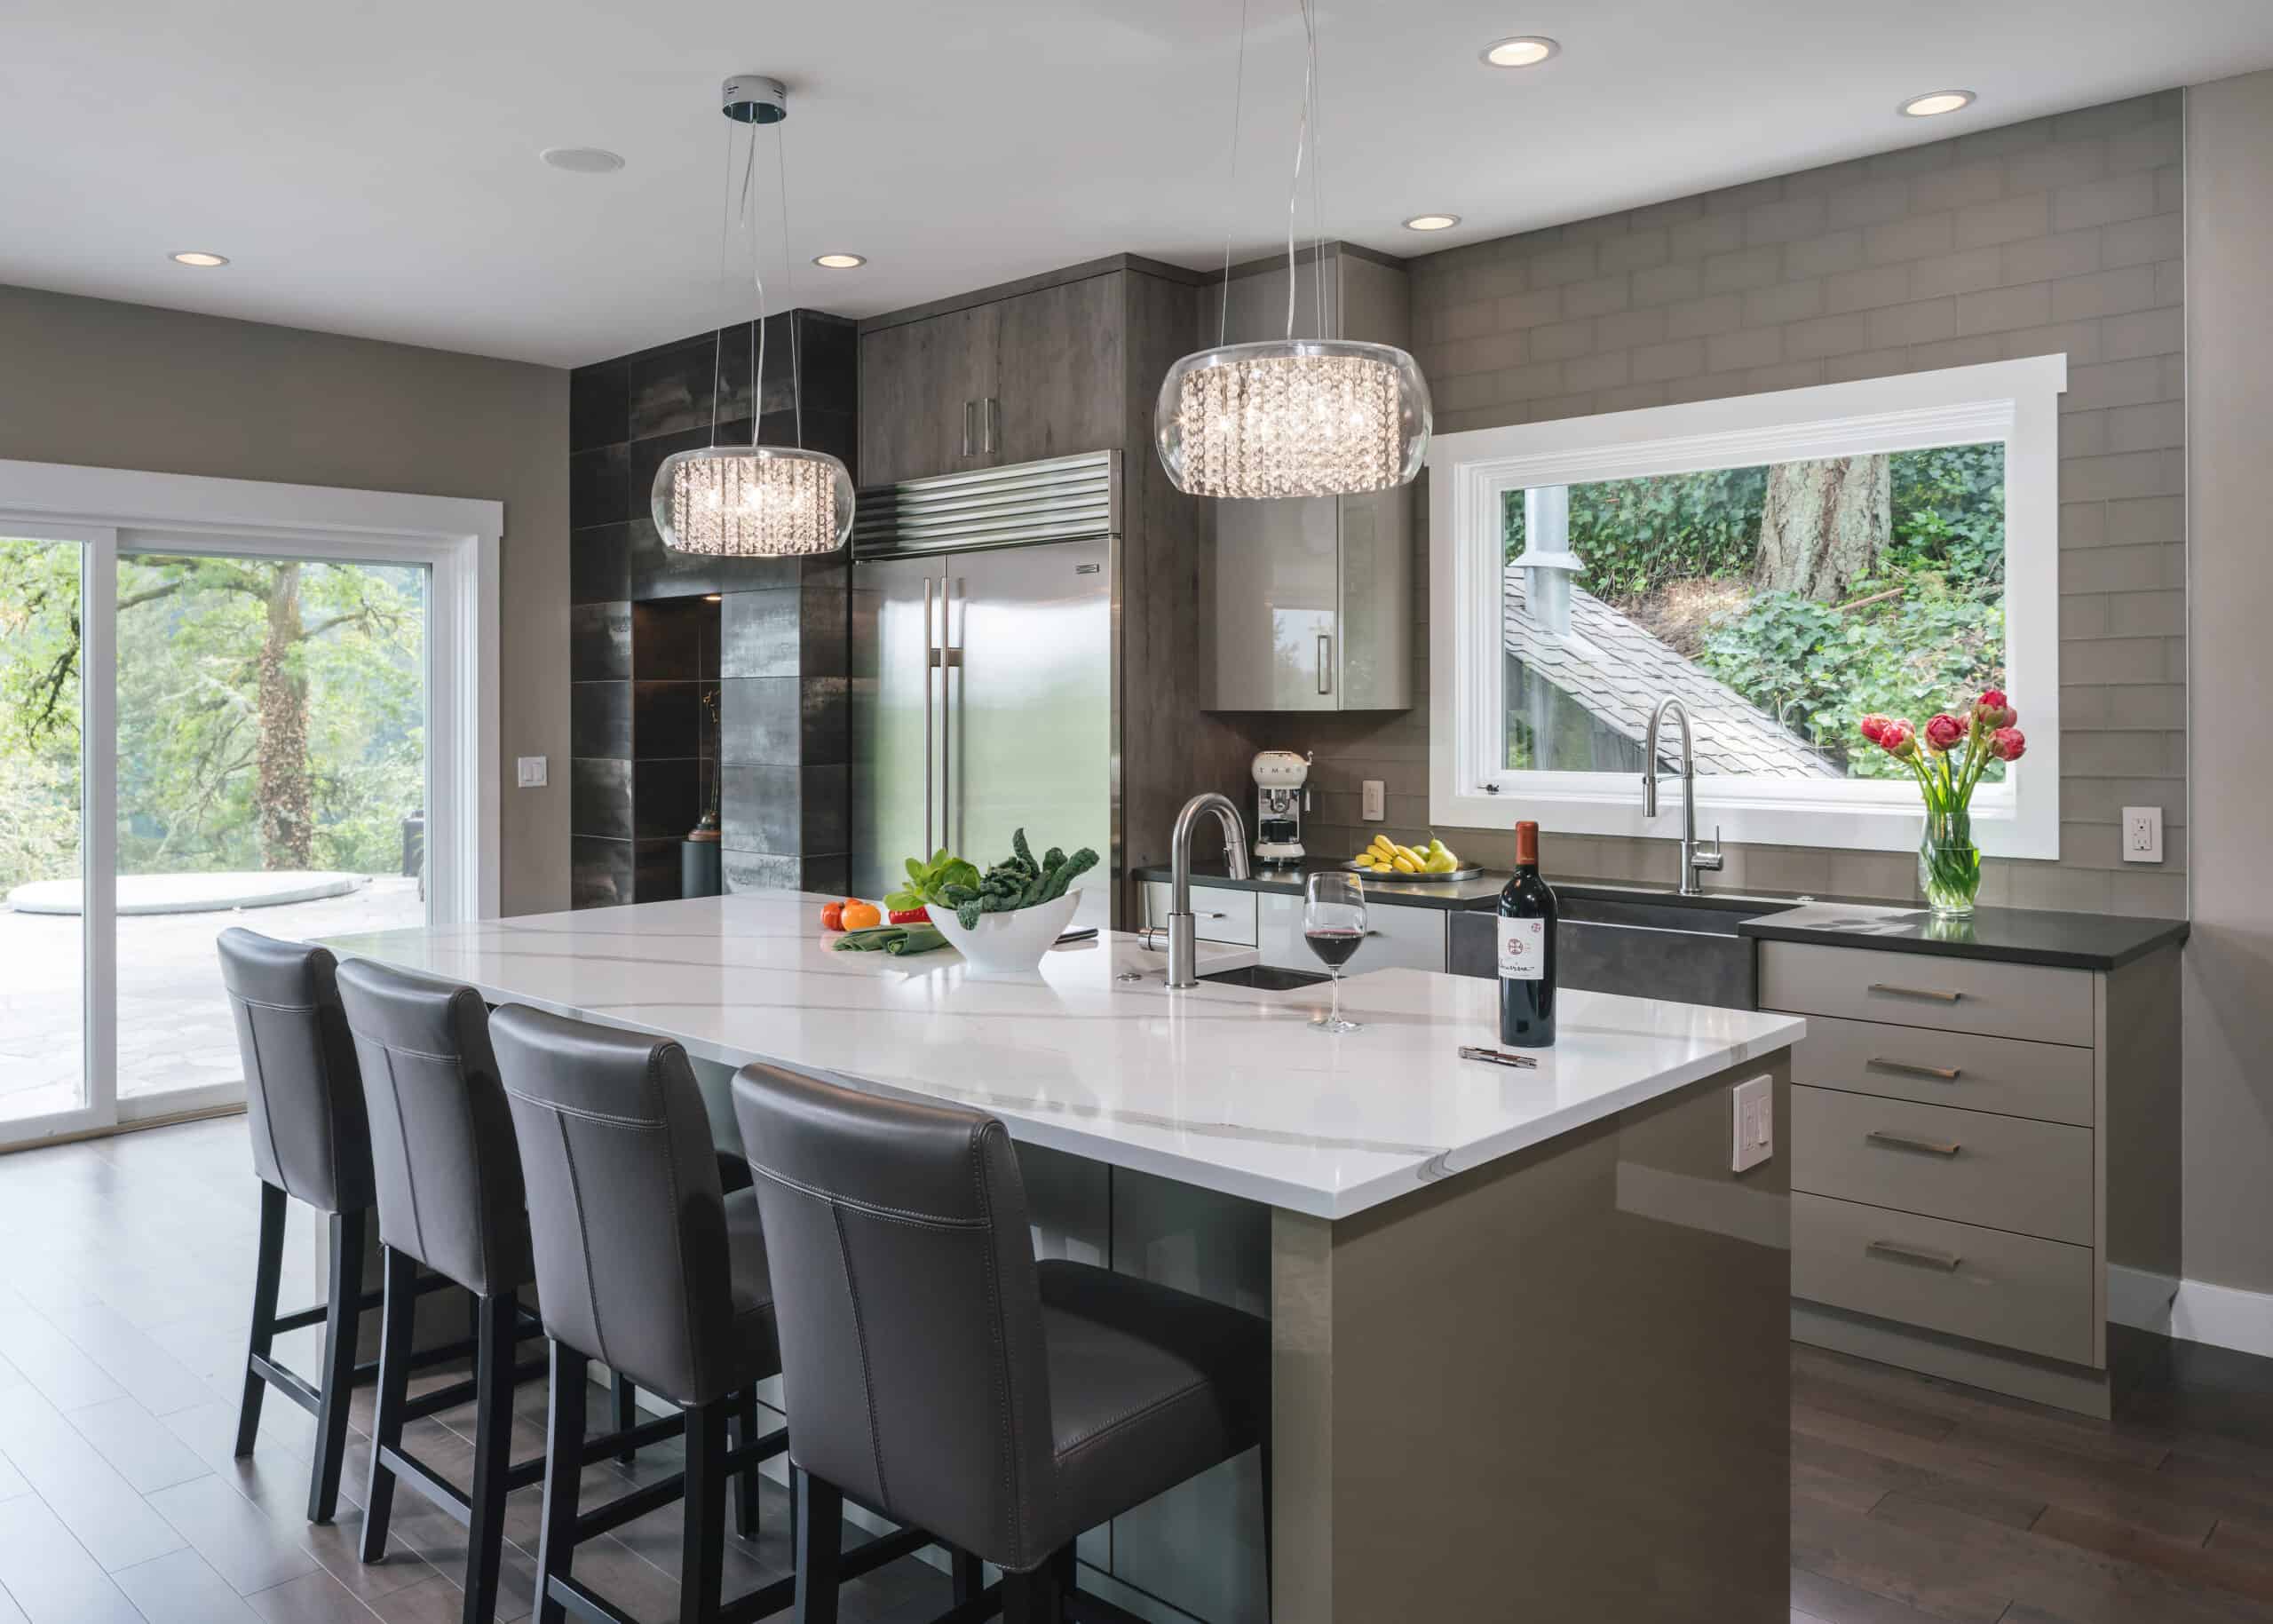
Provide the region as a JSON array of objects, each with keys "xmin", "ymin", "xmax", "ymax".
[
  {"xmin": 841, "ymin": 900, "xmax": 883, "ymax": 931},
  {"xmin": 820, "ymin": 901, "xmax": 844, "ymax": 931},
  {"xmin": 888, "ymin": 907, "xmax": 930, "ymax": 925}
]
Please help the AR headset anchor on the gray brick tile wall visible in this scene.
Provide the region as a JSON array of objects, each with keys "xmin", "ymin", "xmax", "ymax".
[{"xmin": 1297, "ymin": 91, "xmax": 2186, "ymax": 916}]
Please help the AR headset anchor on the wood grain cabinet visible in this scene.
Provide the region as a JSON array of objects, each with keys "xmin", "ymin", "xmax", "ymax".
[{"xmin": 1765, "ymin": 939, "xmax": 2182, "ymax": 1417}]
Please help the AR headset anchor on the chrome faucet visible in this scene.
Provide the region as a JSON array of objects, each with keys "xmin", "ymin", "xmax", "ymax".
[
  {"xmin": 1643, "ymin": 697, "xmax": 1723, "ymax": 898},
  {"xmin": 1163, "ymin": 793, "xmax": 1250, "ymax": 989}
]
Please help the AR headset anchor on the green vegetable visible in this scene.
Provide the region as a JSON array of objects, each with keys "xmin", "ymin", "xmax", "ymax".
[
  {"xmin": 939, "ymin": 828, "xmax": 1100, "ymax": 931},
  {"xmin": 886, "ymin": 847, "xmax": 982, "ymax": 913}
]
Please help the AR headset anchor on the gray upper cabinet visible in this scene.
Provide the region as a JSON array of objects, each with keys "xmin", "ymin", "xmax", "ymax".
[{"xmin": 859, "ymin": 273, "xmax": 1127, "ymax": 486}]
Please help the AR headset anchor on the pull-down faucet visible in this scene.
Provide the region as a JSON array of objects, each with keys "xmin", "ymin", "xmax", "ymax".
[
  {"xmin": 1163, "ymin": 793, "xmax": 1250, "ymax": 988},
  {"xmin": 1643, "ymin": 697, "xmax": 1723, "ymax": 898}
]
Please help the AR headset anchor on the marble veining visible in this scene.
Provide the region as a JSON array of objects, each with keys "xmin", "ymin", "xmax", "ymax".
[{"xmin": 324, "ymin": 891, "xmax": 1804, "ymax": 1218}]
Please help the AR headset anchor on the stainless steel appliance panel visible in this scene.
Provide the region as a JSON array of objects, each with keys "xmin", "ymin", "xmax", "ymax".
[{"xmin": 850, "ymin": 555, "xmax": 947, "ymax": 899}]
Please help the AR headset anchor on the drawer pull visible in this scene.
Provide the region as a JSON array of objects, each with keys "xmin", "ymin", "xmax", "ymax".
[
  {"xmin": 1868, "ymin": 982, "xmax": 1964, "ymax": 1003},
  {"xmin": 1867, "ymin": 1057, "xmax": 1963, "ymax": 1081},
  {"xmin": 1866, "ymin": 1129, "xmax": 1962, "ymax": 1157},
  {"xmin": 1866, "ymin": 1239, "xmax": 1963, "ymax": 1271}
]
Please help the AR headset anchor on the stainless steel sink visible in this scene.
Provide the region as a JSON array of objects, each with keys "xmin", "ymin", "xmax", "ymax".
[
  {"xmin": 1198, "ymin": 963, "xmax": 1334, "ymax": 992},
  {"xmin": 1448, "ymin": 887, "xmax": 1794, "ymax": 1010}
]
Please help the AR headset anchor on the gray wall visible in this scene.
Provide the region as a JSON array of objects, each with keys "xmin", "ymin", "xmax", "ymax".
[
  {"xmin": 1296, "ymin": 93, "xmax": 2188, "ymax": 918},
  {"xmin": 0, "ymin": 285, "xmax": 570, "ymax": 916},
  {"xmin": 2181, "ymin": 71, "xmax": 2272, "ymax": 1298}
]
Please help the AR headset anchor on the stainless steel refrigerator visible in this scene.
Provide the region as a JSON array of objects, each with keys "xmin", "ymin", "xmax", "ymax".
[{"xmin": 849, "ymin": 452, "xmax": 1117, "ymax": 902}]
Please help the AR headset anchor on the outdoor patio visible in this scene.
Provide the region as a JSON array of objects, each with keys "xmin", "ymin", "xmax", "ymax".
[{"xmin": 0, "ymin": 875, "xmax": 424, "ymax": 1123}]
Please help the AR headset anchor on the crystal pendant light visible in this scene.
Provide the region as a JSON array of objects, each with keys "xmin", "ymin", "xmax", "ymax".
[
  {"xmin": 653, "ymin": 75, "xmax": 852, "ymax": 557},
  {"xmin": 1156, "ymin": 0, "xmax": 1430, "ymax": 499}
]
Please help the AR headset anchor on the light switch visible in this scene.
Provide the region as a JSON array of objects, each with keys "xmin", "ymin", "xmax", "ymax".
[
  {"xmin": 1360, "ymin": 780, "xmax": 1386, "ymax": 821},
  {"xmin": 2122, "ymin": 805, "xmax": 2163, "ymax": 863},
  {"xmin": 517, "ymin": 756, "xmax": 548, "ymax": 788},
  {"xmin": 1730, "ymin": 1074, "xmax": 1773, "ymax": 1174}
]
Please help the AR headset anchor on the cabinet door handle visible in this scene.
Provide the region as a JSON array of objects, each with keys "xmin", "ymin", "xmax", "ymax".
[
  {"xmin": 1868, "ymin": 982, "xmax": 1963, "ymax": 1002},
  {"xmin": 1316, "ymin": 633, "xmax": 1333, "ymax": 695},
  {"xmin": 961, "ymin": 400, "xmax": 976, "ymax": 458},
  {"xmin": 1866, "ymin": 1129, "xmax": 1962, "ymax": 1157},
  {"xmin": 1866, "ymin": 1239, "xmax": 1962, "ymax": 1271},
  {"xmin": 983, "ymin": 396, "xmax": 999, "ymax": 455},
  {"xmin": 1867, "ymin": 1058, "xmax": 1963, "ymax": 1081}
]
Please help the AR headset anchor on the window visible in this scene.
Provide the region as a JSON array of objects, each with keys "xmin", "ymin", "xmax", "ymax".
[{"xmin": 1428, "ymin": 357, "xmax": 2063, "ymax": 857}]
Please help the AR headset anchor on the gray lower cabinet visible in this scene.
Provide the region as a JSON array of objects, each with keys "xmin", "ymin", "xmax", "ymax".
[
  {"xmin": 1135, "ymin": 882, "xmax": 1448, "ymax": 972},
  {"xmin": 1766, "ymin": 939, "xmax": 2182, "ymax": 1417}
]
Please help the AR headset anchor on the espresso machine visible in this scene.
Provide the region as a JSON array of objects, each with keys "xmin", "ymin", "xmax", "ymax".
[{"xmin": 1251, "ymin": 750, "xmax": 1312, "ymax": 865}]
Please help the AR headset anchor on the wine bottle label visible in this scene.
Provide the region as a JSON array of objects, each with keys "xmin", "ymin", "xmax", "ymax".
[{"xmin": 1496, "ymin": 916, "xmax": 1545, "ymax": 981}]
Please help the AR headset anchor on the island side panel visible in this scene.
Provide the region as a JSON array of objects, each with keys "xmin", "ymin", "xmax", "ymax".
[{"xmin": 1271, "ymin": 1054, "xmax": 1793, "ymax": 1623}]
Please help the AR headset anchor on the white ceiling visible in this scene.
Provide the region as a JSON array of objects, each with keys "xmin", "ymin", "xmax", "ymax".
[{"xmin": 5, "ymin": 1, "xmax": 2270, "ymax": 369}]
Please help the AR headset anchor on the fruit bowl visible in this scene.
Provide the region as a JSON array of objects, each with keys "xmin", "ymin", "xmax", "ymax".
[{"xmin": 925, "ymin": 891, "xmax": 1083, "ymax": 977}]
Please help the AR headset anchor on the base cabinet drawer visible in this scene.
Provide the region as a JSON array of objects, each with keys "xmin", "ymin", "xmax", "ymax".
[
  {"xmin": 1792, "ymin": 1086, "xmax": 2093, "ymax": 1244},
  {"xmin": 1792, "ymin": 1015, "xmax": 2095, "ymax": 1126},
  {"xmin": 1793, "ymin": 1192, "xmax": 2096, "ymax": 1367},
  {"xmin": 1257, "ymin": 890, "xmax": 1447, "ymax": 972},
  {"xmin": 1762, "ymin": 942, "xmax": 2093, "ymax": 1047},
  {"xmin": 1139, "ymin": 881, "xmax": 1258, "ymax": 946}
]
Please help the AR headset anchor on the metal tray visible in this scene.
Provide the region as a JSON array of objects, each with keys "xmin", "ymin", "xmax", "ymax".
[{"xmin": 1341, "ymin": 862, "xmax": 1485, "ymax": 883}]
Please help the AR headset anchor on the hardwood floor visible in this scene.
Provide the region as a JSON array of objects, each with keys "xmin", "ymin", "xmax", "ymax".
[{"xmin": 4, "ymin": 1115, "xmax": 2273, "ymax": 1623}]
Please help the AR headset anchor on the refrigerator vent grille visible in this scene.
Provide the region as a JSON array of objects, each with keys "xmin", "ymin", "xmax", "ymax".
[{"xmin": 853, "ymin": 451, "xmax": 1120, "ymax": 556}]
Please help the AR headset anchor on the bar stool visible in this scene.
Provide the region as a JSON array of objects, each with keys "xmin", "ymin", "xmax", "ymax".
[
  {"xmin": 218, "ymin": 928, "xmax": 463, "ymax": 1525},
  {"xmin": 732, "ymin": 1065, "xmax": 1271, "ymax": 1624},
  {"xmin": 492, "ymin": 1006, "xmax": 930, "ymax": 1624}
]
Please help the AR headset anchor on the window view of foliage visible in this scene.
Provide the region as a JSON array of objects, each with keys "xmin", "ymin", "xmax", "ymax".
[
  {"xmin": 0, "ymin": 542, "xmax": 426, "ymax": 891},
  {"xmin": 1502, "ymin": 443, "xmax": 2005, "ymax": 780}
]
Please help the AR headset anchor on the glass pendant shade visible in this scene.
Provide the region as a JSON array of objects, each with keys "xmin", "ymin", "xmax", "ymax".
[
  {"xmin": 1155, "ymin": 337, "xmax": 1431, "ymax": 499},
  {"xmin": 652, "ymin": 445, "xmax": 854, "ymax": 557}
]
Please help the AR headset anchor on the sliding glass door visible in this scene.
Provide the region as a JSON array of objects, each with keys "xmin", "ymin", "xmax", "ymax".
[{"xmin": 0, "ymin": 532, "xmax": 434, "ymax": 1145}]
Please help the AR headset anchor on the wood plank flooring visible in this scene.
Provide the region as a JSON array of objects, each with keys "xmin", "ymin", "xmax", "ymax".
[{"xmin": 4, "ymin": 1114, "xmax": 2272, "ymax": 1623}]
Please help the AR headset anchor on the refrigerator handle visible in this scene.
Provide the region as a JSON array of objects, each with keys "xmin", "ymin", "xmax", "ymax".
[
  {"xmin": 942, "ymin": 574, "xmax": 963, "ymax": 852},
  {"xmin": 923, "ymin": 576, "xmax": 939, "ymax": 855}
]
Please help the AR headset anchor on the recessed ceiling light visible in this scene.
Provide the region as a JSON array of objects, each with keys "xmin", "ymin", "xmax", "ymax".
[
  {"xmin": 1899, "ymin": 90, "xmax": 1976, "ymax": 118},
  {"xmin": 812, "ymin": 253, "xmax": 866, "ymax": 269},
  {"xmin": 540, "ymin": 146, "xmax": 626, "ymax": 173},
  {"xmin": 1404, "ymin": 214, "xmax": 1461, "ymax": 232},
  {"xmin": 170, "ymin": 250, "xmax": 229, "ymax": 267},
  {"xmin": 1481, "ymin": 36, "xmax": 1559, "ymax": 68}
]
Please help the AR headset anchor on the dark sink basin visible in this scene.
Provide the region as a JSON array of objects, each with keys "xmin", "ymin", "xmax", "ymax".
[
  {"xmin": 1199, "ymin": 963, "xmax": 1334, "ymax": 992},
  {"xmin": 1449, "ymin": 887, "xmax": 1794, "ymax": 1010}
]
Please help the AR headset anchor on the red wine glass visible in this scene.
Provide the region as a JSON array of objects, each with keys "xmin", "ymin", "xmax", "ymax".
[{"xmin": 1304, "ymin": 871, "xmax": 1366, "ymax": 1034}]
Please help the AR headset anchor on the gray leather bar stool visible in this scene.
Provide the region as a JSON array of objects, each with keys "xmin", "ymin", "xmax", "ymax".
[
  {"xmin": 492, "ymin": 1006, "xmax": 929, "ymax": 1624},
  {"xmin": 732, "ymin": 1065, "xmax": 1271, "ymax": 1624},
  {"xmin": 218, "ymin": 928, "xmax": 463, "ymax": 1525}
]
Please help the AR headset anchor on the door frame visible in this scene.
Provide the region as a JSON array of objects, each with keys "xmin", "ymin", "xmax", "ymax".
[{"xmin": 0, "ymin": 458, "xmax": 501, "ymax": 1147}]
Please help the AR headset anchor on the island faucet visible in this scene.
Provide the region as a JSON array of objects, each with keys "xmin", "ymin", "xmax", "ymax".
[
  {"xmin": 1642, "ymin": 696, "xmax": 1723, "ymax": 898},
  {"xmin": 1164, "ymin": 792, "xmax": 1250, "ymax": 988}
]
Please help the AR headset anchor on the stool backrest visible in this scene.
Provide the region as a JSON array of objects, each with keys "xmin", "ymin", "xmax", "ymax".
[
  {"xmin": 731, "ymin": 1064, "xmax": 1057, "ymax": 1570},
  {"xmin": 336, "ymin": 959, "xmax": 523, "ymax": 1296},
  {"xmin": 489, "ymin": 1003, "xmax": 738, "ymax": 1405},
  {"xmin": 216, "ymin": 928, "xmax": 374, "ymax": 1216}
]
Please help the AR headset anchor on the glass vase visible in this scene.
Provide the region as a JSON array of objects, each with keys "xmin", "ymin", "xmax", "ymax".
[{"xmin": 1918, "ymin": 810, "xmax": 1982, "ymax": 918}]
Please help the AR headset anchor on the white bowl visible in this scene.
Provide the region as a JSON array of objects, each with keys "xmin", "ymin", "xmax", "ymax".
[{"xmin": 925, "ymin": 891, "xmax": 1083, "ymax": 977}]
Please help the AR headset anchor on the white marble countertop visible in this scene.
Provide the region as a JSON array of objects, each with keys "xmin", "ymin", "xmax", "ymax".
[{"xmin": 323, "ymin": 891, "xmax": 1804, "ymax": 1219}]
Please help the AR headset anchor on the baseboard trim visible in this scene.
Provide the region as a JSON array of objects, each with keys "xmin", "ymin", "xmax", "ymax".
[{"xmin": 2111, "ymin": 1266, "xmax": 2273, "ymax": 1360}]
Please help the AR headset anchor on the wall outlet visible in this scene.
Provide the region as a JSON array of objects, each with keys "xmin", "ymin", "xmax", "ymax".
[
  {"xmin": 517, "ymin": 756, "xmax": 548, "ymax": 788},
  {"xmin": 2121, "ymin": 805, "xmax": 2163, "ymax": 863},
  {"xmin": 1731, "ymin": 1074, "xmax": 1773, "ymax": 1174},
  {"xmin": 1360, "ymin": 780, "xmax": 1386, "ymax": 821}
]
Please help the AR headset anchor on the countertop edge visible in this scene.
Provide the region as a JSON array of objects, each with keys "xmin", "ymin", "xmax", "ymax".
[{"xmin": 1735, "ymin": 915, "xmax": 2190, "ymax": 972}]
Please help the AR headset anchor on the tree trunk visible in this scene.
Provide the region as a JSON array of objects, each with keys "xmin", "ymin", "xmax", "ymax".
[
  {"xmin": 255, "ymin": 563, "xmax": 314, "ymax": 869},
  {"xmin": 1754, "ymin": 454, "xmax": 1889, "ymax": 602}
]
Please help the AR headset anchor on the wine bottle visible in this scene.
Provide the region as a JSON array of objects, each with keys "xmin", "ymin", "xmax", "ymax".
[{"xmin": 1496, "ymin": 820, "xmax": 1557, "ymax": 1048}]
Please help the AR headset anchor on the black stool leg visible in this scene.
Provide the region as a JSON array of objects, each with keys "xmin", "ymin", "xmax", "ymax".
[
  {"xmin": 462, "ymin": 1291, "xmax": 518, "ymax": 1624},
  {"xmin": 792, "ymin": 1470, "xmax": 841, "ymax": 1624},
  {"xmin": 729, "ymin": 1386, "xmax": 760, "ymax": 1541},
  {"xmin": 612, "ymin": 1371, "xmax": 636, "ymax": 1465},
  {"xmin": 680, "ymin": 1401, "xmax": 728, "ymax": 1624},
  {"xmin": 535, "ymin": 1343, "xmax": 589, "ymax": 1624},
  {"xmin": 307, "ymin": 1207, "xmax": 365, "ymax": 1524},
  {"xmin": 952, "ymin": 1549, "xmax": 984, "ymax": 1604},
  {"xmin": 360, "ymin": 1245, "xmax": 417, "ymax": 1561},
  {"xmin": 234, "ymin": 1182, "xmax": 287, "ymax": 1458},
  {"xmin": 1002, "ymin": 1555, "xmax": 1065, "ymax": 1624}
]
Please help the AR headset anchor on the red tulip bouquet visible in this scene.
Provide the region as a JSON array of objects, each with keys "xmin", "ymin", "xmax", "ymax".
[{"xmin": 1859, "ymin": 691, "xmax": 2026, "ymax": 917}]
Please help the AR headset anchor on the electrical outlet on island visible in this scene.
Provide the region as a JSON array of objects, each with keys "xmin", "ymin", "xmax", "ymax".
[{"xmin": 1730, "ymin": 1075, "xmax": 1773, "ymax": 1174}]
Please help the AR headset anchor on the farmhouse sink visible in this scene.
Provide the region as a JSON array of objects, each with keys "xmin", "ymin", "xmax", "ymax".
[{"xmin": 1446, "ymin": 885, "xmax": 1793, "ymax": 1010}]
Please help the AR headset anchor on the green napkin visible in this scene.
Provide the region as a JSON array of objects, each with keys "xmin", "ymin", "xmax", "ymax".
[{"xmin": 832, "ymin": 924, "xmax": 950, "ymax": 956}]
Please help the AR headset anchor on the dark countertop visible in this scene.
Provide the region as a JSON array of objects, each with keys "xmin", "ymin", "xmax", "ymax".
[
  {"xmin": 1136, "ymin": 863, "xmax": 2190, "ymax": 971},
  {"xmin": 1734, "ymin": 900, "xmax": 2189, "ymax": 972}
]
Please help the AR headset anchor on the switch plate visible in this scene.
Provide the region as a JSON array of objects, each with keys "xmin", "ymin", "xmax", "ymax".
[
  {"xmin": 2121, "ymin": 805, "xmax": 2163, "ymax": 863},
  {"xmin": 1731, "ymin": 1074, "xmax": 1773, "ymax": 1173},
  {"xmin": 517, "ymin": 756, "xmax": 548, "ymax": 788},
  {"xmin": 1360, "ymin": 780, "xmax": 1386, "ymax": 821}
]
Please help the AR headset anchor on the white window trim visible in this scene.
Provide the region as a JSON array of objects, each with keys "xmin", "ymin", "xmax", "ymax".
[
  {"xmin": 1427, "ymin": 355, "xmax": 2065, "ymax": 860},
  {"xmin": 0, "ymin": 459, "xmax": 498, "ymax": 1143}
]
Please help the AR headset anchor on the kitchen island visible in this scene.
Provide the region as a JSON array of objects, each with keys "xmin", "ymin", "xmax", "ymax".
[{"xmin": 329, "ymin": 891, "xmax": 1803, "ymax": 1623}]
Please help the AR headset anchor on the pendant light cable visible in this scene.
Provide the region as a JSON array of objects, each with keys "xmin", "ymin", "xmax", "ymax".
[
  {"xmin": 709, "ymin": 114, "xmax": 736, "ymax": 448},
  {"xmin": 1216, "ymin": 0, "xmax": 1250, "ymax": 349},
  {"xmin": 742, "ymin": 118, "xmax": 765, "ymax": 452},
  {"xmin": 776, "ymin": 118, "xmax": 805, "ymax": 451},
  {"xmin": 1303, "ymin": 0, "xmax": 1330, "ymax": 340}
]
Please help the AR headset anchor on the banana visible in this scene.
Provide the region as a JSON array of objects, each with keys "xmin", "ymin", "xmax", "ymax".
[{"xmin": 1391, "ymin": 854, "xmax": 1419, "ymax": 874}]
